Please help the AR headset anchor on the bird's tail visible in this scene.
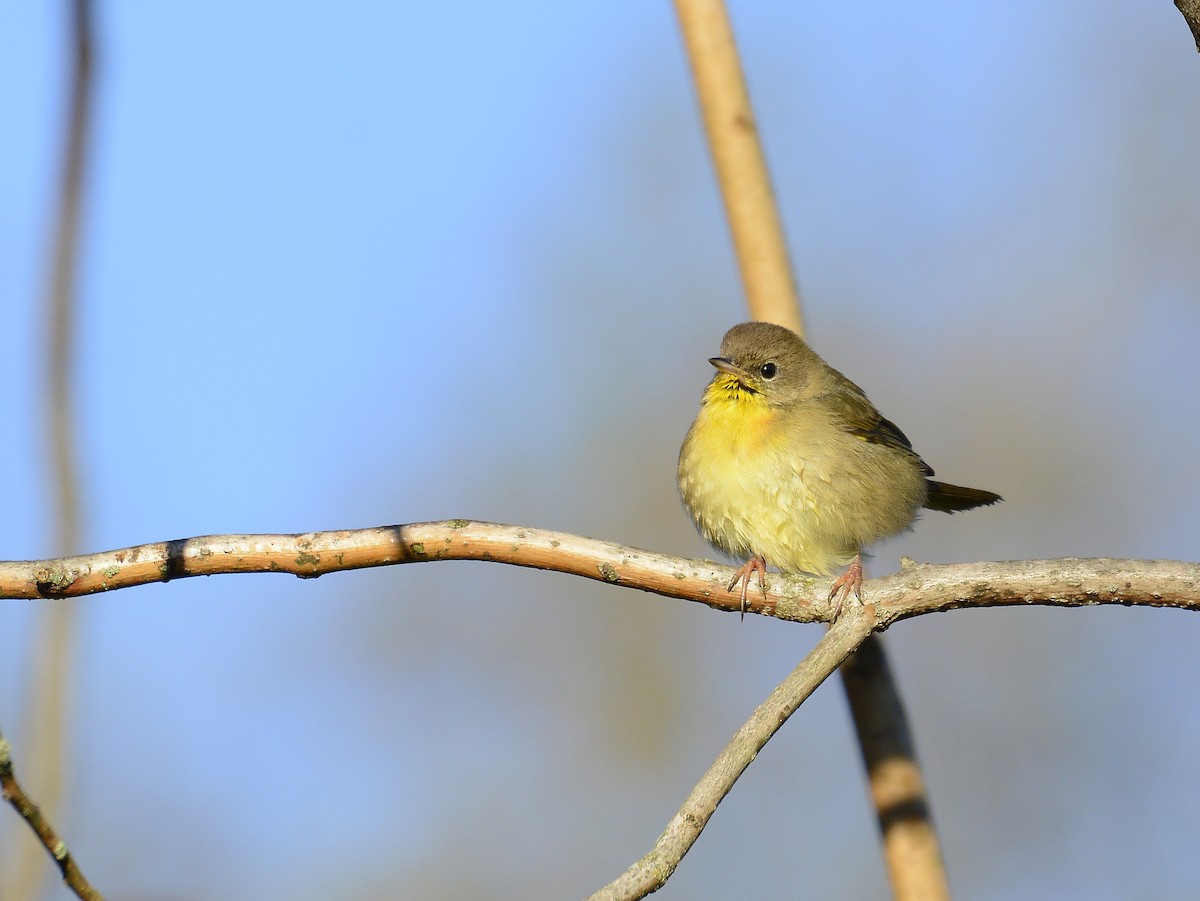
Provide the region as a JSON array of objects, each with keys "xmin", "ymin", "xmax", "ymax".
[{"xmin": 924, "ymin": 480, "xmax": 1002, "ymax": 513}]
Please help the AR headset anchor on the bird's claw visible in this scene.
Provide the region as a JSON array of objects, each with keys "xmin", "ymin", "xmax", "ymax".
[
  {"xmin": 728, "ymin": 555, "xmax": 768, "ymax": 620},
  {"xmin": 827, "ymin": 554, "xmax": 864, "ymax": 620}
]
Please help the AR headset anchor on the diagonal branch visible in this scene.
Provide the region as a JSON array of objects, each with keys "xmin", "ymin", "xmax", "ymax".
[{"xmin": 585, "ymin": 606, "xmax": 876, "ymax": 900}]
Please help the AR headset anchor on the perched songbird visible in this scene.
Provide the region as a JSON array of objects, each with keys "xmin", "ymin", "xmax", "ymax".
[{"xmin": 678, "ymin": 321, "xmax": 1001, "ymax": 617}]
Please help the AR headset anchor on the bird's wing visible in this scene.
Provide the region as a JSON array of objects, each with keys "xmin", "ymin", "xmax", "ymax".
[{"xmin": 820, "ymin": 374, "xmax": 936, "ymax": 477}]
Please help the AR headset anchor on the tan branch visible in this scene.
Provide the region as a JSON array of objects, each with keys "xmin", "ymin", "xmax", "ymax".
[
  {"xmin": 673, "ymin": 1, "xmax": 949, "ymax": 895},
  {"xmin": 673, "ymin": 0, "xmax": 805, "ymax": 334},
  {"xmin": 0, "ymin": 730, "xmax": 104, "ymax": 901},
  {"xmin": 0, "ymin": 522, "xmax": 757, "ymax": 610},
  {"xmin": 1, "ymin": 522, "xmax": 1197, "ymax": 621},
  {"xmin": 586, "ymin": 606, "xmax": 876, "ymax": 901}
]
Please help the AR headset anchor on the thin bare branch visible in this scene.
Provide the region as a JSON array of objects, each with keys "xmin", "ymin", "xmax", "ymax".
[
  {"xmin": 586, "ymin": 606, "xmax": 876, "ymax": 901},
  {"xmin": 0, "ymin": 730, "xmax": 104, "ymax": 901},
  {"xmin": 0, "ymin": 521, "xmax": 775, "ymax": 612},
  {"xmin": 1, "ymin": 522, "xmax": 1196, "ymax": 619},
  {"xmin": 673, "ymin": 0, "xmax": 804, "ymax": 334}
]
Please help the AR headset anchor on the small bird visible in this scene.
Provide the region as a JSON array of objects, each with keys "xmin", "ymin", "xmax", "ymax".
[{"xmin": 678, "ymin": 321, "xmax": 1001, "ymax": 617}]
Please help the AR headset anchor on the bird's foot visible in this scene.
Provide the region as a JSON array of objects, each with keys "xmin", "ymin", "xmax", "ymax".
[
  {"xmin": 827, "ymin": 554, "xmax": 863, "ymax": 620},
  {"xmin": 728, "ymin": 555, "xmax": 768, "ymax": 620}
]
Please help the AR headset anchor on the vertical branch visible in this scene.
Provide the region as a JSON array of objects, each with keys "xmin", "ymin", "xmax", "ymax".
[
  {"xmin": 841, "ymin": 638, "xmax": 951, "ymax": 900},
  {"xmin": 9, "ymin": 2, "xmax": 97, "ymax": 899},
  {"xmin": 46, "ymin": 4, "xmax": 94, "ymax": 557},
  {"xmin": 673, "ymin": 0, "xmax": 805, "ymax": 335},
  {"xmin": 673, "ymin": 1, "xmax": 950, "ymax": 896}
]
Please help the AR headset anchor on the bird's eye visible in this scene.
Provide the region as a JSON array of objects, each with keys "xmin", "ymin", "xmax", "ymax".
[{"xmin": 760, "ymin": 362, "xmax": 777, "ymax": 380}]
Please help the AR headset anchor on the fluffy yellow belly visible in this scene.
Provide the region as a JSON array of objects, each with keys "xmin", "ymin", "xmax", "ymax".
[{"xmin": 677, "ymin": 393, "xmax": 924, "ymax": 576}]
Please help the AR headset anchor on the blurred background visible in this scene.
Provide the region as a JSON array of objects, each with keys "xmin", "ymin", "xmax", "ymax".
[{"xmin": 4, "ymin": 2, "xmax": 1200, "ymax": 898}]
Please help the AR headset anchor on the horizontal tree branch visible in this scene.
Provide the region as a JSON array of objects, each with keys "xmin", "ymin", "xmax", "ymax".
[{"xmin": 1, "ymin": 521, "xmax": 1196, "ymax": 625}]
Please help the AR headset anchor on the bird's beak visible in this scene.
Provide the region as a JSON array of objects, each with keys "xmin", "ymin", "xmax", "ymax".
[{"xmin": 709, "ymin": 356, "xmax": 749, "ymax": 380}]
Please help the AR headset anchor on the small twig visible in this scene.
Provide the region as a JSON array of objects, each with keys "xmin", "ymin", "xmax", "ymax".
[
  {"xmin": 842, "ymin": 636, "xmax": 950, "ymax": 900},
  {"xmin": 673, "ymin": 0, "xmax": 805, "ymax": 334},
  {"xmin": 1176, "ymin": 0, "xmax": 1200, "ymax": 51},
  {"xmin": 0, "ymin": 729, "xmax": 105, "ymax": 901},
  {"xmin": 585, "ymin": 606, "xmax": 876, "ymax": 901}
]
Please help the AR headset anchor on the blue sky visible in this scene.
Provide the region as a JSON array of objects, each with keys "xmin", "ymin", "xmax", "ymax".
[{"xmin": 4, "ymin": 2, "xmax": 1200, "ymax": 898}]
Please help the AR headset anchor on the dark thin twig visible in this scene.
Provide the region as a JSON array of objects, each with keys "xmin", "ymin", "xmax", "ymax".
[
  {"xmin": 0, "ymin": 729, "xmax": 105, "ymax": 901},
  {"xmin": 1175, "ymin": 0, "xmax": 1200, "ymax": 51}
]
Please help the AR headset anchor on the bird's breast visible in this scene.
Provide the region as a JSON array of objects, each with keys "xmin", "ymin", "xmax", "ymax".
[
  {"xmin": 678, "ymin": 394, "xmax": 924, "ymax": 576},
  {"xmin": 678, "ymin": 394, "xmax": 847, "ymax": 574}
]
